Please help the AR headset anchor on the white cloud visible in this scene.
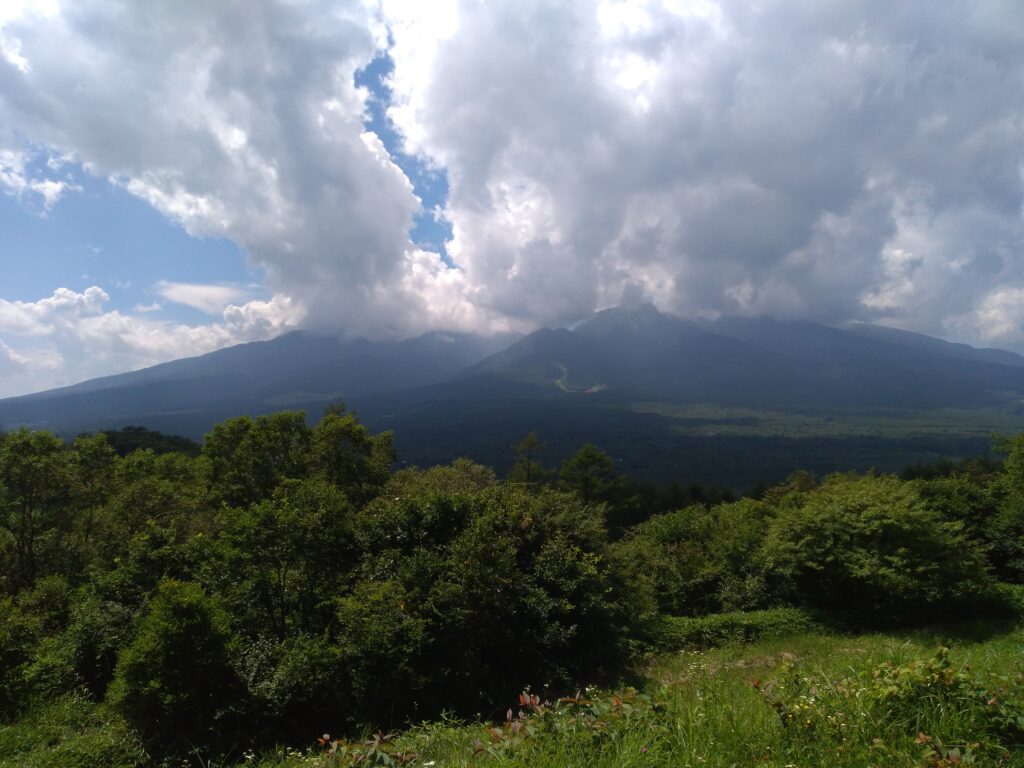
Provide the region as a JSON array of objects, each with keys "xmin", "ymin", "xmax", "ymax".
[
  {"xmin": 156, "ymin": 281, "xmax": 249, "ymax": 315},
  {"xmin": 0, "ymin": 0, "xmax": 493, "ymax": 341},
  {"xmin": 383, "ymin": 0, "xmax": 1024, "ymax": 341},
  {"xmin": 0, "ymin": 287, "xmax": 304, "ymax": 397},
  {"xmin": 0, "ymin": 147, "xmax": 79, "ymax": 210},
  {"xmin": 954, "ymin": 286, "xmax": 1024, "ymax": 347},
  {"xmin": 0, "ymin": 0, "xmax": 1022, "ymax": 385}
]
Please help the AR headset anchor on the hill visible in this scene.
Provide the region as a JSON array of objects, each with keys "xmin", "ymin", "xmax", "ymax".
[{"xmin": 4, "ymin": 304, "xmax": 1024, "ymax": 485}]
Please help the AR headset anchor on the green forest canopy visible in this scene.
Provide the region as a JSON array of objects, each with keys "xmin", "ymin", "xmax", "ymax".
[{"xmin": 1, "ymin": 408, "xmax": 1024, "ymax": 763}]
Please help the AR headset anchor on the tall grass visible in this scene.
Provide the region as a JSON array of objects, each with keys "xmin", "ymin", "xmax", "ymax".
[
  {"xmin": 4, "ymin": 619, "xmax": 1022, "ymax": 767},
  {"xmin": 241, "ymin": 621, "xmax": 1024, "ymax": 768}
]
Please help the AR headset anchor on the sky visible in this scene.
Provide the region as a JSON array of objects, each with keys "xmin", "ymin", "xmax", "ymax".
[{"xmin": 0, "ymin": 0, "xmax": 1023, "ymax": 397}]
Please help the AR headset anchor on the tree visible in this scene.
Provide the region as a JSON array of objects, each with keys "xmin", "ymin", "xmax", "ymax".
[
  {"xmin": 612, "ymin": 499, "xmax": 774, "ymax": 617},
  {"xmin": 213, "ymin": 479, "xmax": 353, "ymax": 639},
  {"xmin": 0, "ymin": 430, "xmax": 73, "ymax": 589},
  {"xmin": 70, "ymin": 433, "xmax": 118, "ymax": 548},
  {"xmin": 558, "ymin": 443, "xmax": 622, "ymax": 506},
  {"xmin": 508, "ymin": 432, "xmax": 550, "ymax": 487},
  {"xmin": 994, "ymin": 432, "xmax": 1024, "ymax": 493},
  {"xmin": 761, "ymin": 474, "xmax": 991, "ymax": 616},
  {"xmin": 108, "ymin": 580, "xmax": 242, "ymax": 754},
  {"xmin": 202, "ymin": 412, "xmax": 311, "ymax": 507},
  {"xmin": 309, "ymin": 403, "xmax": 393, "ymax": 504}
]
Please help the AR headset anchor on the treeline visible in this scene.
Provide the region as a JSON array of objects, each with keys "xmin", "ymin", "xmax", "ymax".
[{"xmin": 1, "ymin": 409, "xmax": 1023, "ymax": 765}]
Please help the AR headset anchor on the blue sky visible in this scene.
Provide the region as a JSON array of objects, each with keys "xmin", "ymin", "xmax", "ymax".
[
  {"xmin": 355, "ymin": 51, "xmax": 453, "ymax": 262},
  {"xmin": 1, "ymin": 156, "xmax": 260, "ymax": 324},
  {"xmin": 1, "ymin": 51, "xmax": 448, "ymax": 327}
]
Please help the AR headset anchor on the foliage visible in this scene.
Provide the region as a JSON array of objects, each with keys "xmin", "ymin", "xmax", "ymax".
[
  {"xmin": 654, "ymin": 608, "xmax": 820, "ymax": 650},
  {"xmin": 507, "ymin": 432, "xmax": 551, "ymax": 487},
  {"xmin": 1, "ymin": 413, "xmax": 1023, "ymax": 765},
  {"xmin": 107, "ymin": 580, "xmax": 242, "ymax": 754},
  {"xmin": 612, "ymin": 498, "xmax": 775, "ymax": 617},
  {"xmin": 211, "ymin": 479, "xmax": 353, "ymax": 639},
  {"xmin": 0, "ymin": 430, "xmax": 74, "ymax": 589},
  {"xmin": 557, "ymin": 443, "xmax": 622, "ymax": 506},
  {"xmin": 761, "ymin": 473, "xmax": 992, "ymax": 616}
]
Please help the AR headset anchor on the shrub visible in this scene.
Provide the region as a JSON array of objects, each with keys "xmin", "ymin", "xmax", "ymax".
[
  {"xmin": 107, "ymin": 580, "xmax": 243, "ymax": 755},
  {"xmin": 985, "ymin": 496, "xmax": 1024, "ymax": 583},
  {"xmin": 654, "ymin": 607, "xmax": 820, "ymax": 650},
  {"xmin": 761, "ymin": 474, "xmax": 992, "ymax": 618},
  {"xmin": 611, "ymin": 499, "xmax": 775, "ymax": 618}
]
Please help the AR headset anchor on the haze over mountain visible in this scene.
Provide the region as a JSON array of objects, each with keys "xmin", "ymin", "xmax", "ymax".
[{"xmin": 3, "ymin": 304, "xmax": 1024, "ymax": 487}]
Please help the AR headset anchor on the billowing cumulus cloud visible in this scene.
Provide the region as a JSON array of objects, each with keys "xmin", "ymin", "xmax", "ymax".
[
  {"xmin": 384, "ymin": 0, "xmax": 1024, "ymax": 338},
  {"xmin": 0, "ymin": 0, "xmax": 491, "ymax": 343},
  {"xmin": 1, "ymin": 0, "xmax": 1024, "ymax": 396}
]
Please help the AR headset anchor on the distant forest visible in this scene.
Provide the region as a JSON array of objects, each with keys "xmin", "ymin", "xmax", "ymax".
[{"xmin": 1, "ymin": 409, "xmax": 1023, "ymax": 765}]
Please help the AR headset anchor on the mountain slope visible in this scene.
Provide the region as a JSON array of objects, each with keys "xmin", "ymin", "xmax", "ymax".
[
  {"xmin": 0, "ymin": 330, "xmax": 519, "ymax": 433},
  {"xmin": 462, "ymin": 306, "xmax": 1024, "ymax": 409},
  {"xmin": 3, "ymin": 305, "xmax": 1024, "ymax": 489}
]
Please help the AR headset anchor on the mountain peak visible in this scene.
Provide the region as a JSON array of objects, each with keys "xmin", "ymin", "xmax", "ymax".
[{"xmin": 575, "ymin": 302, "xmax": 685, "ymax": 334}]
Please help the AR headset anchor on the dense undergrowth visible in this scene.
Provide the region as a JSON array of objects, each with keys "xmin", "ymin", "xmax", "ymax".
[
  {"xmin": 6, "ymin": 619, "xmax": 1023, "ymax": 767},
  {"xmin": 2, "ymin": 410, "xmax": 1024, "ymax": 765}
]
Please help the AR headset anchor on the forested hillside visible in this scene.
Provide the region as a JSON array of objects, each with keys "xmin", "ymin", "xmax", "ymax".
[
  {"xmin": 7, "ymin": 307, "xmax": 1024, "ymax": 488},
  {"xmin": 2, "ymin": 410, "xmax": 1024, "ymax": 766}
]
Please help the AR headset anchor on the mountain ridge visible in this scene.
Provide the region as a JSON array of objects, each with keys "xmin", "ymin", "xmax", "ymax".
[{"xmin": 3, "ymin": 304, "xmax": 1024, "ymax": 488}]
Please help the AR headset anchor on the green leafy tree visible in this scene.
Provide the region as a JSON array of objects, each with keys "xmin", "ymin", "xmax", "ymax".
[
  {"xmin": 202, "ymin": 412, "xmax": 311, "ymax": 507},
  {"xmin": 108, "ymin": 580, "xmax": 242, "ymax": 754},
  {"xmin": 761, "ymin": 473, "xmax": 991, "ymax": 616},
  {"xmin": 212, "ymin": 479, "xmax": 353, "ymax": 639},
  {"xmin": 309, "ymin": 403, "xmax": 394, "ymax": 504},
  {"xmin": 422, "ymin": 486, "xmax": 616, "ymax": 710},
  {"xmin": 69, "ymin": 433, "xmax": 118, "ymax": 549},
  {"xmin": 612, "ymin": 498, "xmax": 774, "ymax": 618},
  {"xmin": 985, "ymin": 432, "xmax": 1024, "ymax": 581},
  {"xmin": 507, "ymin": 432, "xmax": 551, "ymax": 487},
  {"xmin": 994, "ymin": 432, "xmax": 1024, "ymax": 492},
  {"xmin": 558, "ymin": 443, "xmax": 623, "ymax": 506},
  {"xmin": 0, "ymin": 429, "xmax": 73, "ymax": 589}
]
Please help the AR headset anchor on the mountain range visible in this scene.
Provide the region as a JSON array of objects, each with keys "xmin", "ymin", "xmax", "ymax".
[{"xmin": 3, "ymin": 304, "xmax": 1024, "ymax": 487}]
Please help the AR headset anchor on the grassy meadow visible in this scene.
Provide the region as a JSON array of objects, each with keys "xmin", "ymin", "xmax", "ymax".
[{"xmin": 208, "ymin": 618, "xmax": 1024, "ymax": 767}]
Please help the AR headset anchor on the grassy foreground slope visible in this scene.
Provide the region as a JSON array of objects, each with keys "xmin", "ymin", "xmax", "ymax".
[
  {"xmin": 247, "ymin": 620, "xmax": 1023, "ymax": 767},
  {"xmin": 4, "ymin": 616, "xmax": 1023, "ymax": 767}
]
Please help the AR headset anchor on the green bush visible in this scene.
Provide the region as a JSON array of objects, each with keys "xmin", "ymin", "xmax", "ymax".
[
  {"xmin": 107, "ymin": 580, "xmax": 243, "ymax": 755},
  {"xmin": 761, "ymin": 474, "xmax": 992, "ymax": 617},
  {"xmin": 611, "ymin": 499, "xmax": 775, "ymax": 618},
  {"xmin": 654, "ymin": 608, "xmax": 820, "ymax": 649},
  {"xmin": 0, "ymin": 693, "xmax": 147, "ymax": 768}
]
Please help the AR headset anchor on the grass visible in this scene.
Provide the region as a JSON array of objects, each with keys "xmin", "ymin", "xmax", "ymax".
[
  {"xmin": 246, "ymin": 619, "xmax": 1024, "ymax": 768},
  {"xmin": 4, "ymin": 618, "xmax": 1022, "ymax": 767},
  {"xmin": 0, "ymin": 692, "xmax": 146, "ymax": 768},
  {"xmin": 630, "ymin": 402, "xmax": 1024, "ymax": 440}
]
